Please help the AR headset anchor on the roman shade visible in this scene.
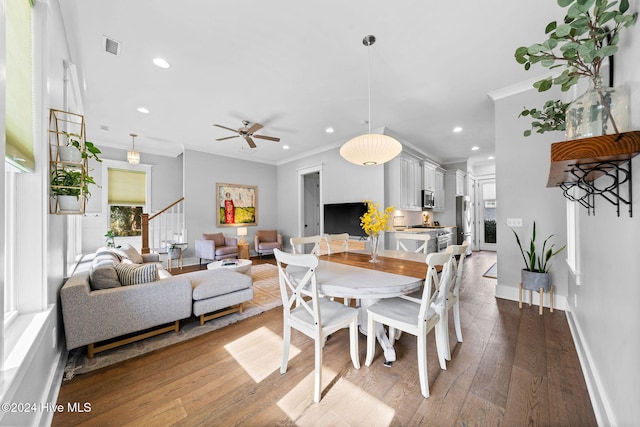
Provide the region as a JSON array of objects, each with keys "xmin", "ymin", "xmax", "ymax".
[
  {"xmin": 108, "ymin": 168, "xmax": 146, "ymax": 205},
  {"xmin": 5, "ymin": 0, "xmax": 34, "ymax": 171}
]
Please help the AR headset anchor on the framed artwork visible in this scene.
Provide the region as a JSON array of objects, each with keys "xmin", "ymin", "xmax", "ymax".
[{"xmin": 216, "ymin": 183, "xmax": 258, "ymax": 226}]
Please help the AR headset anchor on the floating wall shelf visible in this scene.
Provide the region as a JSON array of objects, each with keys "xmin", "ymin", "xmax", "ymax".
[{"xmin": 547, "ymin": 131, "xmax": 640, "ymax": 217}]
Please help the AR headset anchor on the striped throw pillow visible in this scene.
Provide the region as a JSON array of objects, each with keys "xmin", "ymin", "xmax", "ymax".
[{"xmin": 114, "ymin": 263, "xmax": 158, "ymax": 286}]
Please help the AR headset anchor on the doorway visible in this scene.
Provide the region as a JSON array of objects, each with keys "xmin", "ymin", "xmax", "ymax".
[
  {"xmin": 477, "ymin": 178, "xmax": 496, "ymax": 251},
  {"xmin": 297, "ymin": 165, "xmax": 322, "ymax": 245}
]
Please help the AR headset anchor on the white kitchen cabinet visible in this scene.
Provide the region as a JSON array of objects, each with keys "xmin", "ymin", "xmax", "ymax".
[
  {"xmin": 423, "ymin": 162, "xmax": 436, "ymax": 192},
  {"xmin": 455, "ymin": 170, "xmax": 466, "ymax": 196},
  {"xmin": 385, "ymin": 153, "xmax": 423, "ymax": 210},
  {"xmin": 433, "ymin": 168, "xmax": 445, "ymax": 212}
]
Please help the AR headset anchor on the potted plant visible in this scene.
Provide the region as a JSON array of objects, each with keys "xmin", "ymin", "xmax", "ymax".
[
  {"xmin": 59, "ymin": 132, "xmax": 102, "ymax": 163},
  {"xmin": 515, "ymin": 0, "xmax": 637, "ymax": 138},
  {"xmin": 511, "ymin": 221, "xmax": 566, "ymax": 291},
  {"xmin": 50, "ymin": 168, "xmax": 98, "ymax": 212},
  {"xmin": 105, "ymin": 230, "xmax": 118, "ymax": 248}
]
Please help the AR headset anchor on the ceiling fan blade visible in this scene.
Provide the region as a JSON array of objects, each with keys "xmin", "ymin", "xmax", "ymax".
[
  {"xmin": 244, "ymin": 136, "xmax": 257, "ymax": 149},
  {"xmin": 246, "ymin": 123, "xmax": 263, "ymax": 134},
  {"xmin": 253, "ymin": 134, "xmax": 280, "ymax": 142},
  {"xmin": 214, "ymin": 124, "xmax": 239, "ymax": 133},
  {"xmin": 216, "ymin": 135, "xmax": 239, "ymax": 141}
]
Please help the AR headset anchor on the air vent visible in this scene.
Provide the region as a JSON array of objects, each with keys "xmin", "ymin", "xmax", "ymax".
[{"xmin": 103, "ymin": 36, "xmax": 121, "ymax": 56}]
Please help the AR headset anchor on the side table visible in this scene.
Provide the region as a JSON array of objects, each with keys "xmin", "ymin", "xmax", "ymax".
[{"xmin": 238, "ymin": 242, "xmax": 250, "ymax": 259}]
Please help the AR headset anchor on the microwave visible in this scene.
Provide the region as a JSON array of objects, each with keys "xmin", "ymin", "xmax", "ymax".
[{"xmin": 422, "ymin": 190, "xmax": 435, "ymax": 209}]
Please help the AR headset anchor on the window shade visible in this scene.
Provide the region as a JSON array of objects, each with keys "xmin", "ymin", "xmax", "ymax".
[
  {"xmin": 108, "ymin": 169, "xmax": 146, "ymax": 205},
  {"xmin": 6, "ymin": 0, "xmax": 35, "ymax": 172}
]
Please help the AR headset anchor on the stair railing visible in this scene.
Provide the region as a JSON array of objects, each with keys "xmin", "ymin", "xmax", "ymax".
[{"xmin": 141, "ymin": 197, "xmax": 185, "ymax": 254}]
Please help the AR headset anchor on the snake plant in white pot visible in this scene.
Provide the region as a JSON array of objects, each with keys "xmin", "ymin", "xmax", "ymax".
[{"xmin": 511, "ymin": 222, "xmax": 566, "ymax": 291}]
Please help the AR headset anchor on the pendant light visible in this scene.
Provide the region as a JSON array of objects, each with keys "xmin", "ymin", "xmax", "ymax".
[
  {"xmin": 127, "ymin": 133, "xmax": 140, "ymax": 164},
  {"xmin": 340, "ymin": 35, "xmax": 402, "ymax": 166}
]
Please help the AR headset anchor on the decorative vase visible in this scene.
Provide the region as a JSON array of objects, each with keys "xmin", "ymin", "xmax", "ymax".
[
  {"xmin": 521, "ymin": 269, "xmax": 550, "ymax": 292},
  {"xmin": 565, "ymin": 77, "xmax": 629, "ymax": 140},
  {"xmin": 57, "ymin": 195, "xmax": 81, "ymax": 212},
  {"xmin": 58, "ymin": 146, "xmax": 82, "ymax": 163},
  {"xmin": 369, "ymin": 234, "xmax": 380, "ymax": 263}
]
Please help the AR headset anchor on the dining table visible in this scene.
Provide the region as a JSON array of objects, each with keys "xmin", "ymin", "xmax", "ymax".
[{"xmin": 315, "ymin": 249, "xmax": 430, "ymax": 363}]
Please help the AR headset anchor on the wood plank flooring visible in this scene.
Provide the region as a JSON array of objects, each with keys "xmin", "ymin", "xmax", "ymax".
[{"xmin": 53, "ymin": 252, "xmax": 596, "ymax": 426}]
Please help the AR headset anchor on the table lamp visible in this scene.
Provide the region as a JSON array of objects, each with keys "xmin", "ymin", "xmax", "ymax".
[{"xmin": 237, "ymin": 227, "xmax": 248, "ymax": 244}]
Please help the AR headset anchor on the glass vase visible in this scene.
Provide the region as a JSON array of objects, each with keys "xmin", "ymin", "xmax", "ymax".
[
  {"xmin": 565, "ymin": 77, "xmax": 629, "ymax": 140},
  {"xmin": 369, "ymin": 234, "xmax": 380, "ymax": 263}
]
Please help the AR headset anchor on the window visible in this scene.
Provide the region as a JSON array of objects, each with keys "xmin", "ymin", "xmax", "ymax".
[{"xmin": 107, "ymin": 168, "xmax": 146, "ymax": 236}]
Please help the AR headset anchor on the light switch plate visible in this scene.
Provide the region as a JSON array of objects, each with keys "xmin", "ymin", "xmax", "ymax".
[{"xmin": 507, "ymin": 218, "xmax": 523, "ymax": 227}]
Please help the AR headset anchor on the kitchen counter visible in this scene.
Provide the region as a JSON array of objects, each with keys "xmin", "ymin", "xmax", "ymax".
[{"xmin": 390, "ymin": 226, "xmax": 456, "ymax": 233}]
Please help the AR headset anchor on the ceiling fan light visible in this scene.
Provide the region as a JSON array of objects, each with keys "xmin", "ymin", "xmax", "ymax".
[{"xmin": 340, "ymin": 133, "xmax": 402, "ymax": 166}]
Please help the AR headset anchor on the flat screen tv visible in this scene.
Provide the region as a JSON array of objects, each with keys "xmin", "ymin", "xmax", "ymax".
[{"xmin": 323, "ymin": 202, "xmax": 367, "ymax": 238}]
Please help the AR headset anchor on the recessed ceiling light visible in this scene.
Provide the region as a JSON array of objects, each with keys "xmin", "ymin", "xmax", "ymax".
[
  {"xmin": 325, "ymin": 127, "xmax": 334, "ymax": 134},
  {"xmin": 282, "ymin": 145, "xmax": 290, "ymax": 150},
  {"xmin": 153, "ymin": 57, "xmax": 170, "ymax": 69},
  {"xmin": 488, "ymin": 156, "xmax": 495, "ymax": 160},
  {"xmin": 471, "ymin": 146, "xmax": 480, "ymax": 151},
  {"xmin": 453, "ymin": 126, "xmax": 463, "ymax": 133},
  {"xmin": 137, "ymin": 107, "xmax": 150, "ymax": 114}
]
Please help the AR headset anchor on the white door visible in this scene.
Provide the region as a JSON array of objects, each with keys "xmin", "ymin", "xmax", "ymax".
[{"xmin": 477, "ymin": 179, "xmax": 496, "ymax": 251}]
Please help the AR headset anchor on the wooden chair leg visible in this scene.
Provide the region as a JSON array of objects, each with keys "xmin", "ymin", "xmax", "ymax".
[
  {"xmin": 518, "ymin": 282, "xmax": 523, "ymax": 309},
  {"xmin": 539, "ymin": 288, "xmax": 544, "ymax": 315}
]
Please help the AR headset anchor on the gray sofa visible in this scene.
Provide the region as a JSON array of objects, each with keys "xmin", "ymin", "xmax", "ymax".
[{"xmin": 60, "ymin": 245, "xmax": 253, "ymax": 358}]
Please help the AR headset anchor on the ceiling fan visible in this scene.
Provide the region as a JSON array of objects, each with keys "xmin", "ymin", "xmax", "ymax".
[{"xmin": 213, "ymin": 120, "xmax": 280, "ymax": 149}]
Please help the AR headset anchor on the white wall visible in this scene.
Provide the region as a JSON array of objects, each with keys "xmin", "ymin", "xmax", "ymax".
[
  {"xmin": 277, "ymin": 146, "xmax": 385, "ymax": 249},
  {"xmin": 494, "ymin": 86, "xmax": 568, "ymax": 307},
  {"xmin": 183, "ymin": 149, "xmax": 277, "ymax": 258},
  {"xmin": 565, "ymin": 17, "xmax": 640, "ymax": 427}
]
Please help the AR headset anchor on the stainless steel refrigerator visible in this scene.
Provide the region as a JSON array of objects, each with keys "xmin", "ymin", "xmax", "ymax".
[{"xmin": 456, "ymin": 195, "xmax": 473, "ymax": 255}]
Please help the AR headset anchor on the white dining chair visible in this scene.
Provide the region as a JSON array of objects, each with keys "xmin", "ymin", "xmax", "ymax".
[
  {"xmin": 443, "ymin": 242, "xmax": 468, "ymax": 360},
  {"xmin": 395, "ymin": 232, "xmax": 430, "ymax": 253},
  {"xmin": 274, "ymin": 249, "xmax": 360, "ymax": 403},
  {"xmin": 290, "ymin": 235, "xmax": 323, "ymax": 256},
  {"xmin": 326, "ymin": 233, "xmax": 349, "ymax": 254},
  {"xmin": 365, "ymin": 251, "xmax": 453, "ymax": 398}
]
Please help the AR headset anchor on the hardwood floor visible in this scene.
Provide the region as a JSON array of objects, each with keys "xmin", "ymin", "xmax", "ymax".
[{"xmin": 53, "ymin": 252, "xmax": 596, "ymax": 426}]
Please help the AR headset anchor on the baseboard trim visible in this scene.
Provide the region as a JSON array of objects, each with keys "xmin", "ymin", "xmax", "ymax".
[{"xmin": 565, "ymin": 309, "xmax": 613, "ymax": 427}]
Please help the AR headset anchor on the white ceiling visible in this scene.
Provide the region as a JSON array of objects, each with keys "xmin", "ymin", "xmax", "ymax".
[{"xmin": 58, "ymin": 0, "xmax": 563, "ymax": 166}]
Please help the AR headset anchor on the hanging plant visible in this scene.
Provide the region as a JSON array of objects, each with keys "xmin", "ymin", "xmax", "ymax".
[{"xmin": 514, "ymin": 0, "xmax": 637, "ymax": 136}]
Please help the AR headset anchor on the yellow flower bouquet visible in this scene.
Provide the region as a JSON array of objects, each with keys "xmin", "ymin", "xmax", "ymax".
[{"xmin": 360, "ymin": 200, "xmax": 394, "ymax": 262}]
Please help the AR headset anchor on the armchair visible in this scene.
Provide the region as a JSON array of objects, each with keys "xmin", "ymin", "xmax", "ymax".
[
  {"xmin": 195, "ymin": 233, "xmax": 238, "ymax": 265},
  {"xmin": 254, "ymin": 229, "xmax": 283, "ymax": 257}
]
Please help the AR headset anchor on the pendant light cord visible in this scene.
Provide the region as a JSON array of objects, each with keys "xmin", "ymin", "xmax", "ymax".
[{"xmin": 367, "ymin": 40, "xmax": 372, "ymax": 135}]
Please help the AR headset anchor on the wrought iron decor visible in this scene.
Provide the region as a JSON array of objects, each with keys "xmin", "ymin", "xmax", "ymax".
[{"xmin": 558, "ymin": 159, "xmax": 632, "ymax": 217}]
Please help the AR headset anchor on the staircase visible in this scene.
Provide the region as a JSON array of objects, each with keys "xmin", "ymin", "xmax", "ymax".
[{"xmin": 141, "ymin": 197, "xmax": 186, "ymax": 255}]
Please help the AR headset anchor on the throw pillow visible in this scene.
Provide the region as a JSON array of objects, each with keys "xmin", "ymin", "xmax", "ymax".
[
  {"xmin": 203, "ymin": 232, "xmax": 225, "ymax": 247},
  {"xmin": 115, "ymin": 263, "xmax": 158, "ymax": 286},
  {"xmin": 89, "ymin": 265, "xmax": 122, "ymax": 290},
  {"xmin": 112, "ymin": 243, "xmax": 144, "ymax": 264}
]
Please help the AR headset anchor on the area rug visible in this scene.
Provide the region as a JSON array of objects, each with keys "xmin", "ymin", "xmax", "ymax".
[
  {"xmin": 483, "ymin": 262, "xmax": 497, "ymax": 278},
  {"xmin": 63, "ymin": 264, "xmax": 281, "ymax": 381}
]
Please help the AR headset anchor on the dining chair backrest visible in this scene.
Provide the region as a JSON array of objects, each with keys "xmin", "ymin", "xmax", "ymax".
[
  {"xmin": 420, "ymin": 251, "xmax": 453, "ymax": 321},
  {"xmin": 274, "ymin": 248, "xmax": 321, "ymax": 324},
  {"xmin": 446, "ymin": 241, "xmax": 468, "ymax": 296},
  {"xmin": 326, "ymin": 233, "xmax": 349, "ymax": 254},
  {"xmin": 396, "ymin": 232, "xmax": 431, "ymax": 254},
  {"xmin": 290, "ymin": 235, "xmax": 322, "ymax": 256}
]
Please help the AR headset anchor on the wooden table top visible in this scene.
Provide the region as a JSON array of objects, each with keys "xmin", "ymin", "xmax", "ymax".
[{"xmin": 319, "ymin": 251, "xmax": 428, "ymax": 279}]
